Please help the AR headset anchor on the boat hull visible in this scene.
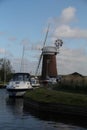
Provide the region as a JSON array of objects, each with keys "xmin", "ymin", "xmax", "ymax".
[{"xmin": 7, "ymin": 88, "xmax": 32, "ymax": 97}]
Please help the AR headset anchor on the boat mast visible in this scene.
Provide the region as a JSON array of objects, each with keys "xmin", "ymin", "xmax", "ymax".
[
  {"xmin": 20, "ymin": 45, "xmax": 25, "ymax": 72},
  {"xmin": 4, "ymin": 49, "xmax": 6, "ymax": 85}
]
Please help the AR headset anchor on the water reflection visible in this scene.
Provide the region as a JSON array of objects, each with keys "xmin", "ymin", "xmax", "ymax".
[
  {"xmin": 5, "ymin": 96, "xmax": 87, "ymax": 130},
  {"xmin": 23, "ymin": 103, "xmax": 87, "ymax": 129},
  {"xmin": 6, "ymin": 97, "xmax": 24, "ymax": 116}
]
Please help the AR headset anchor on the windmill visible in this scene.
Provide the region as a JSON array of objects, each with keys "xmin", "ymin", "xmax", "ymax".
[{"xmin": 35, "ymin": 25, "xmax": 63, "ymax": 81}]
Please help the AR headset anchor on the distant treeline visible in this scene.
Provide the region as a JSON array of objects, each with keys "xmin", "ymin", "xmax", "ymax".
[{"xmin": 0, "ymin": 58, "xmax": 14, "ymax": 83}]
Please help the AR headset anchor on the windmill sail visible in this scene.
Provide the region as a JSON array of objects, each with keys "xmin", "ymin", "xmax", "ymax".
[
  {"xmin": 35, "ymin": 53, "xmax": 42, "ymax": 76},
  {"xmin": 35, "ymin": 24, "xmax": 50, "ymax": 76},
  {"xmin": 43, "ymin": 24, "xmax": 50, "ymax": 48}
]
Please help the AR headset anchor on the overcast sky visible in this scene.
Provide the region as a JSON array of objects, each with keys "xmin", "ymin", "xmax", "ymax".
[{"xmin": 0, "ymin": 0, "xmax": 87, "ymax": 75}]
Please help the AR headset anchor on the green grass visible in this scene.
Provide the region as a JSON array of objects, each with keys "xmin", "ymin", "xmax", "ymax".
[{"xmin": 24, "ymin": 87, "xmax": 87, "ymax": 107}]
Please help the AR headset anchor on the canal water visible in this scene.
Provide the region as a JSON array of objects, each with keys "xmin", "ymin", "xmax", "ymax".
[{"xmin": 0, "ymin": 89, "xmax": 87, "ymax": 130}]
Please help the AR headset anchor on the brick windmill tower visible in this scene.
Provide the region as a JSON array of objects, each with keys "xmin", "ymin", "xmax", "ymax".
[{"xmin": 35, "ymin": 25, "xmax": 63, "ymax": 80}]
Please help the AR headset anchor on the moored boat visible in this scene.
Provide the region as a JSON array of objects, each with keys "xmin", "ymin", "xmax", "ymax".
[
  {"xmin": 31, "ymin": 77, "xmax": 40, "ymax": 87},
  {"xmin": 6, "ymin": 73, "xmax": 33, "ymax": 97}
]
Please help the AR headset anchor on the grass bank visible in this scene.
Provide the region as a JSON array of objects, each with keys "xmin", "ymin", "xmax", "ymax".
[{"xmin": 24, "ymin": 87, "xmax": 87, "ymax": 107}]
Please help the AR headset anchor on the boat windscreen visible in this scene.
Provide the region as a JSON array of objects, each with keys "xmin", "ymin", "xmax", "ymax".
[{"xmin": 12, "ymin": 74, "xmax": 30, "ymax": 81}]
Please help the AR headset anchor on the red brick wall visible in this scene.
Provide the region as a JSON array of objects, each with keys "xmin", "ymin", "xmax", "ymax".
[{"xmin": 41, "ymin": 54, "xmax": 57, "ymax": 79}]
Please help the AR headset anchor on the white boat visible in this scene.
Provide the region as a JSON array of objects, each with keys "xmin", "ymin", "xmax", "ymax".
[
  {"xmin": 41, "ymin": 76, "xmax": 57, "ymax": 84},
  {"xmin": 6, "ymin": 73, "xmax": 33, "ymax": 97},
  {"xmin": 31, "ymin": 77, "xmax": 40, "ymax": 87}
]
